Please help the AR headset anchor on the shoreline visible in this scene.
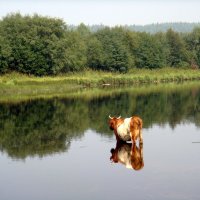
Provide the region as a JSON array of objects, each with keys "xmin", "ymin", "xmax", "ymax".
[{"xmin": 1, "ymin": 68, "xmax": 200, "ymax": 103}]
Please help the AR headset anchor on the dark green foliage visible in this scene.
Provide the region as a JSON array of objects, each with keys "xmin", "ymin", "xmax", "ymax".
[
  {"xmin": 185, "ymin": 28, "xmax": 200, "ymax": 67},
  {"xmin": 60, "ymin": 23, "xmax": 90, "ymax": 72},
  {"xmin": 0, "ymin": 13, "xmax": 199, "ymax": 75},
  {"xmin": 95, "ymin": 27, "xmax": 133, "ymax": 72},
  {"xmin": 0, "ymin": 14, "xmax": 71, "ymax": 75},
  {"xmin": 135, "ymin": 32, "xmax": 167, "ymax": 69},
  {"xmin": 166, "ymin": 29, "xmax": 189, "ymax": 67},
  {"xmin": 87, "ymin": 35, "xmax": 104, "ymax": 69},
  {"xmin": 60, "ymin": 30, "xmax": 87, "ymax": 72},
  {"xmin": 0, "ymin": 34, "xmax": 11, "ymax": 73}
]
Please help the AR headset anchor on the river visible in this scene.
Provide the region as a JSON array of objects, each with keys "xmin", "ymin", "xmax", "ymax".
[{"xmin": 0, "ymin": 82, "xmax": 200, "ymax": 200}]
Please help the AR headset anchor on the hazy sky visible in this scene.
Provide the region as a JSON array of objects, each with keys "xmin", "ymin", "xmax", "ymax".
[{"xmin": 0, "ymin": 0, "xmax": 200, "ymax": 26}]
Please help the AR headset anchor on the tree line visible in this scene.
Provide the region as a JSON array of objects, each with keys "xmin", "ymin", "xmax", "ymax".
[
  {"xmin": 124, "ymin": 22, "xmax": 200, "ymax": 34},
  {"xmin": 0, "ymin": 13, "xmax": 200, "ymax": 76},
  {"xmin": 86, "ymin": 23, "xmax": 200, "ymax": 34}
]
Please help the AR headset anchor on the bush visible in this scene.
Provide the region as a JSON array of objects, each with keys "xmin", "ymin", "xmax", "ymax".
[
  {"xmin": 0, "ymin": 14, "xmax": 71, "ymax": 75},
  {"xmin": 0, "ymin": 35, "xmax": 11, "ymax": 73}
]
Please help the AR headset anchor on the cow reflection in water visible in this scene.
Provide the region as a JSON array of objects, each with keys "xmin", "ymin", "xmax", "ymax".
[{"xmin": 110, "ymin": 142, "xmax": 144, "ymax": 171}]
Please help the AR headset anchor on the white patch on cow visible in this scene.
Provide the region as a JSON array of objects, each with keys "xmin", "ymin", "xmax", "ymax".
[{"xmin": 117, "ymin": 117, "xmax": 131, "ymax": 141}]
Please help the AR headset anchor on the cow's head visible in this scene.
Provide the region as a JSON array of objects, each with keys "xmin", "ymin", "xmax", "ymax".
[
  {"xmin": 108, "ymin": 115, "xmax": 121, "ymax": 130},
  {"xmin": 110, "ymin": 148, "xmax": 118, "ymax": 163}
]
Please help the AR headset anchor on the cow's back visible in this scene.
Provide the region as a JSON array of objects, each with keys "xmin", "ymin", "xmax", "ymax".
[{"xmin": 131, "ymin": 116, "xmax": 143, "ymax": 130}]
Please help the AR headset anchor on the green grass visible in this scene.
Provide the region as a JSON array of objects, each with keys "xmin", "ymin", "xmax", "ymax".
[
  {"xmin": 1, "ymin": 68, "xmax": 200, "ymax": 86},
  {"xmin": 0, "ymin": 68, "xmax": 200, "ymax": 103}
]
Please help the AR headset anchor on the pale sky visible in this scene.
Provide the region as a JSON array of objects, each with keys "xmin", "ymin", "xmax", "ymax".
[{"xmin": 0, "ymin": 0, "xmax": 200, "ymax": 26}]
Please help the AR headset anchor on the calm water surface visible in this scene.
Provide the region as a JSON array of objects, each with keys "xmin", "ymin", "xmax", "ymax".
[{"xmin": 0, "ymin": 84, "xmax": 200, "ymax": 200}]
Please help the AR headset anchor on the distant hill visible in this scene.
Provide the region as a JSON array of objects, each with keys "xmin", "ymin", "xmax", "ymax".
[
  {"xmin": 125, "ymin": 22, "xmax": 200, "ymax": 33},
  {"xmin": 75, "ymin": 22, "xmax": 200, "ymax": 33}
]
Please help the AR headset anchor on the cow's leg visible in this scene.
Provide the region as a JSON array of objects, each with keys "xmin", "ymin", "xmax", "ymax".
[
  {"xmin": 131, "ymin": 142, "xmax": 136, "ymax": 155},
  {"xmin": 139, "ymin": 129, "xmax": 143, "ymax": 144},
  {"xmin": 139, "ymin": 142, "xmax": 143, "ymax": 159},
  {"xmin": 130, "ymin": 131, "xmax": 137, "ymax": 144},
  {"xmin": 114, "ymin": 129, "xmax": 121, "ymax": 143}
]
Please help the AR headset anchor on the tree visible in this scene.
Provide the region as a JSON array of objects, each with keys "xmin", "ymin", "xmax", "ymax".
[
  {"xmin": 186, "ymin": 27, "xmax": 200, "ymax": 67},
  {"xmin": 95, "ymin": 27, "xmax": 132, "ymax": 72},
  {"xmin": 61, "ymin": 30, "xmax": 87, "ymax": 72},
  {"xmin": 123, "ymin": 30, "xmax": 139, "ymax": 68},
  {"xmin": 166, "ymin": 29, "xmax": 189, "ymax": 67},
  {"xmin": 87, "ymin": 35, "xmax": 104, "ymax": 70},
  {"xmin": 0, "ymin": 34, "xmax": 11, "ymax": 73},
  {"xmin": 0, "ymin": 13, "xmax": 70, "ymax": 75},
  {"xmin": 135, "ymin": 32, "xmax": 167, "ymax": 69},
  {"xmin": 1, "ymin": 13, "xmax": 199, "ymax": 75}
]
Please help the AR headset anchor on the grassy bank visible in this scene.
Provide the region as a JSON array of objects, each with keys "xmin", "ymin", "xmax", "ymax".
[
  {"xmin": 1, "ymin": 68, "xmax": 200, "ymax": 85},
  {"xmin": 0, "ymin": 68, "xmax": 200, "ymax": 102}
]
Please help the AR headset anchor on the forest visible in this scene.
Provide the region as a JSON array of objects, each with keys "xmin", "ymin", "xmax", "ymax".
[{"xmin": 0, "ymin": 13, "xmax": 200, "ymax": 76}]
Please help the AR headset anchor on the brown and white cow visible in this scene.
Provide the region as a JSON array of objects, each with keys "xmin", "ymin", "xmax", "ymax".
[
  {"xmin": 110, "ymin": 142, "xmax": 144, "ymax": 171},
  {"xmin": 108, "ymin": 115, "xmax": 143, "ymax": 144}
]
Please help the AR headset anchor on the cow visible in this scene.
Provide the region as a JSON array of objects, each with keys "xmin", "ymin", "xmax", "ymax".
[
  {"xmin": 108, "ymin": 115, "xmax": 143, "ymax": 144},
  {"xmin": 110, "ymin": 142, "xmax": 144, "ymax": 171}
]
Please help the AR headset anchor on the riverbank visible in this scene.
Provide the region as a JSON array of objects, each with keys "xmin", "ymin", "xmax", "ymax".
[{"xmin": 0, "ymin": 68, "xmax": 200, "ymax": 103}]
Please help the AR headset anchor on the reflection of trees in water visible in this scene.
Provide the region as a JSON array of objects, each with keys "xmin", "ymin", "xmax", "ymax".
[
  {"xmin": 0, "ymin": 99, "xmax": 87, "ymax": 159},
  {"xmin": 134, "ymin": 89, "xmax": 200, "ymax": 129},
  {"xmin": 0, "ymin": 87, "xmax": 200, "ymax": 159}
]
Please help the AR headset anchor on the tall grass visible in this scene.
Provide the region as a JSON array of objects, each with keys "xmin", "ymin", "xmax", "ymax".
[
  {"xmin": 0, "ymin": 68, "xmax": 200, "ymax": 103},
  {"xmin": 1, "ymin": 68, "xmax": 200, "ymax": 86}
]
